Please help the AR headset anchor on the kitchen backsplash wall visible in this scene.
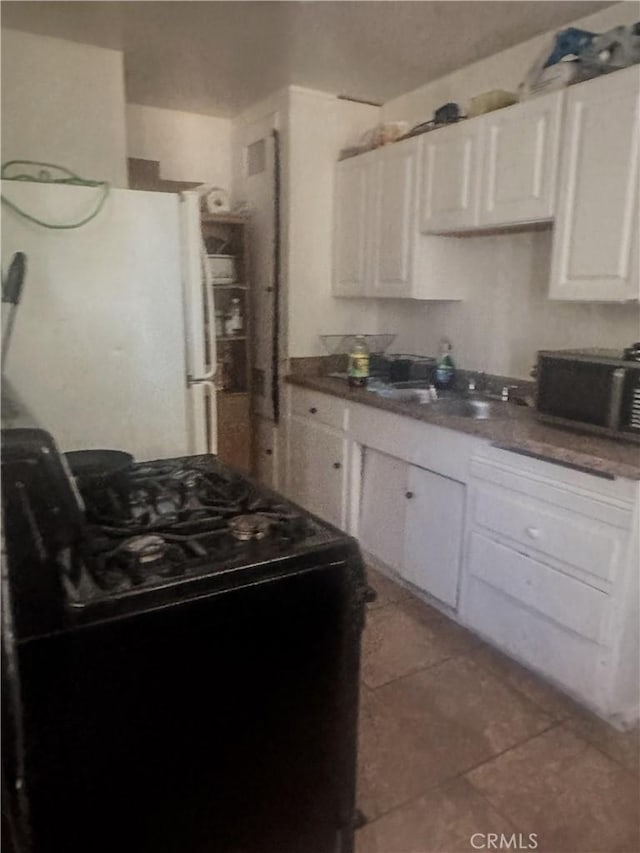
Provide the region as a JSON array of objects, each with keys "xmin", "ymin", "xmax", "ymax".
[{"xmin": 386, "ymin": 230, "xmax": 640, "ymax": 379}]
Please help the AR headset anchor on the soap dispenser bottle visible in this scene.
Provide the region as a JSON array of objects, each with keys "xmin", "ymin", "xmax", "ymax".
[{"xmin": 434, "ymin": 337, "xmax": 455, "ymax": 390}]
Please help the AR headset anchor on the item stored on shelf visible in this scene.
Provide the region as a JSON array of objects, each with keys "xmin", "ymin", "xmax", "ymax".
[
  {"xmin": 207, "ymin": 254, "xmax": 236, "ymax": 282},
  {"xmin": 225, "ymin": 298, "xmax": 243, "ymax": 335}
]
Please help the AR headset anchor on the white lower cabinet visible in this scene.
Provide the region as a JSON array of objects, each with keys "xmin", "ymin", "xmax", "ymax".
[
  {"xmin": 459, "ymin": 448, "xmax": 639, "ymax": 724},
  {"xmin": 287, "ymin": 387, "xmax": 640, "ymax": 723},
  {"xmin": 359, "ymin": 449, "xmax": 407, "ymax": 571},
  {"xmin": 359, "ymin": 448, "xmax": 465, "ymax": 608},
  {"xmin": 287, "ymin": 415, "xmax": 348, "ymax": 529},
  {"xmin": 403, "ymin": 466, "xmax": 465, "ymax": 608}
]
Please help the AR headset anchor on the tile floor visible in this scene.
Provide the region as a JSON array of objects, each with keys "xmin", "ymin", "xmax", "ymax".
[{"xmin": 356, "ymin": 567, "xmax": 640, "ymax": 853}]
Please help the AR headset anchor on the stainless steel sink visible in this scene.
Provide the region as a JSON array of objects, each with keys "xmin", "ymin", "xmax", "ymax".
[{"xmin": 426, "ymin": 397, "xmax": 510, "ymax": 419}]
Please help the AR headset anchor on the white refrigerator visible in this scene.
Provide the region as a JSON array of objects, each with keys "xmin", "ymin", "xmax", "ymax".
[{"xmin": 1, "ymin": 181, "xmax": 217, "ymax": 461}]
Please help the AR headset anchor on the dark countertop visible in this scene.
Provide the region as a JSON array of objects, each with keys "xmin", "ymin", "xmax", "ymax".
[{"xmin": 286, "ymin": 374, "xmax": 640, "ymax": 481}]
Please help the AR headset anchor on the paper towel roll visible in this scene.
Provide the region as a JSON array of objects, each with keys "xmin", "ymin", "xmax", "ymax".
[{"xmin": 205, "ymin": 188, "xmax": 230, "ymax": 213}]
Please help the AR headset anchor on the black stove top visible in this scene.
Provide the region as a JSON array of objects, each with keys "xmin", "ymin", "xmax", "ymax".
[{"xmin": 61, "ymin": 455, "xmax": 344, "ymax": 615}]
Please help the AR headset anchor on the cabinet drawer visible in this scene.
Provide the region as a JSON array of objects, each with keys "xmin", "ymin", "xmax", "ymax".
[
  {"xmin": 290, "ymin": 387, "xmax": 348, "ymax": 431},
  {"xmin": 472, "ymin": 484, "xmax": 623, "ymax": 585},
  {"xmin": 461, "ymin": 572, "xmax": 603, "ymax": 709},
  {"xmin": 467, "ymin": 532, "xmax": 607, "ymax": 641}
]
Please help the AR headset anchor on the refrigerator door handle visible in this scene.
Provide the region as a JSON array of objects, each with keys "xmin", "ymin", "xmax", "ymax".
[
  {"xmin": 199, "ymin": 233, "xmax": 218, "ymax": 381},
  {"xmin": 187, "ymin": 374, "xmax": 218, "ymax": 387}
]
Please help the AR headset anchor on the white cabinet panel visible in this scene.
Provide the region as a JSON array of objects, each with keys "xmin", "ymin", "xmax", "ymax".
[
  {"xmin": 372, "ymin": 139, "xmax": 416, "ymax": 297},
  {"xmin": 359, "ymin": 449, "xmax": 408, "ymax": 571},
  {"xmin": 332, "ymin": 137, "xmax": 469, "ymax": 300},
  {"xmin": 402, "ymin": 466, "xmax": 465, "ymax": 607},
  {"xmin": 461, "ymin": 573, "xmax": 602, "ymax": 707},
  {"xmin": 420, "ymin": 123, "xmax": 481, "ymax": 233},
  {"xmin": 467, "ymin": 532, "xmax": 607, "ymax": 642},
  {"xmin": 550, "ymin": 67, "xmax": 640, "ymax": 301},
  {"xmin": 333, "ymin": 151, "xmax": 374, "ymax": 296},
  {"xmin": 479, "ymin": 92, "xmax": 563, "ymax": 226},
  {"xmin": 359, "ymin": 447, "xmax": 465, "ymax": 607},
  {"xmin": 287, "ymin": 416, "xmax": 347, "ymax": 529}
]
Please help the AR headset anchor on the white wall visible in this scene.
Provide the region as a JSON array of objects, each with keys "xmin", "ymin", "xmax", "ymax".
[
  {"xmin": 285, "ymin": 88, "xmax": 381, "ymax": 357},
  {"xmin": 377, "ymin": 1, "xmax": 640, "ymax": 377},
  {"xmin": 1, "ymin": 29, "xmax": 128, "ymax": 187},
  {"xmin": 231, "ymin": 86, "xmax": 381, "ymax": 360},
  {"xmin": 389, "ymin": 231, "xmax": 640, "ymax": 379},
  {"xmin": 126, "ymin": 104, "xmax": 233, "ymax": 189}
]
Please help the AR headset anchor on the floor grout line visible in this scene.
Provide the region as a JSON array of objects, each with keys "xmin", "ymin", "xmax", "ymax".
[{"xmin": 361, "ymin": 647, "xmax": 473, "ymax": 692}]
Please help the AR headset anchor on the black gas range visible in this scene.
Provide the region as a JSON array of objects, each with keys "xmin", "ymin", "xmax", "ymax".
[
  {"xmin": 61, "ymin": 452, "xmax": 358, "ymax": 624},
  {"xmin": 1, "ymin": 385, "xmax": 367, "ymax": 853}
]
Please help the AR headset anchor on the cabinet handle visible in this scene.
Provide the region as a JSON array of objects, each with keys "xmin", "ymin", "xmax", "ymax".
[
  {"xmin": 333, "ymin": 462, "xmax": 342, "ymax": 470},
  {"xmin": 405, "ymin": 491, "xmax": 414, "ymax": 499},
  {"xmin": 265, "ymin": 449, "xmax": 273, "ymax": 456},
  {"xmin": 309, "ymin": 407, "xmax": 318, "ymax": 414},
  {"xmin": 525, "ymin": 526, "xmax": 540, "ymax": 539}
]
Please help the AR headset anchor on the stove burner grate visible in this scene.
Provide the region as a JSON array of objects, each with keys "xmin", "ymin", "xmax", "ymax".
[
  {"xmin": 69, "ymin": 456, "xmax": 318, "ymax": 598},
  {"xmin": 228, "ymin": 513, "xmax": 272, "ymax": 541}
]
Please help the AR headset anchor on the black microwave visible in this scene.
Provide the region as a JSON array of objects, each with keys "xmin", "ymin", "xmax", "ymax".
[{"xmin": 536, "ymin": 346, "xmax": 640, "ymax": 442}]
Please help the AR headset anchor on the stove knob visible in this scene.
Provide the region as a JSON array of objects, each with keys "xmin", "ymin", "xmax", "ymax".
[
  {"xmin": 405, "ymin": 491, "xmax": 414, "ymax": 499},
  {"xmin": 265, "ymin": 449, "xmax": 273, "ymax": 456},
  {"xmin": 309, "ymin": 407, "xmax": 318, "ymax": 414},
  {"xmin": 333, "ymin": 462, "xmax": 342, "ymax": 469}
]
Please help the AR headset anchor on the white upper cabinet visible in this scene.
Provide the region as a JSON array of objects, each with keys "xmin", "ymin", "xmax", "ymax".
[
  {"xmin": 333, "ymin": 150, "xmax": 374, "ymax": 297},
  {"xmin": 479, "ymin": 91, "xmax": 563, "ymax": 227},
  {"xmin": 550, "ymin": 67, "xmax": 639, "ymax": 302},
  {"xmin": 332, "ymin": 136, "xmax": 470, "ymax": 300},
  {"xmin": 372, "ymin": 137, "xmax": 417, "ymax": 297},
  {"xmin": 420, "ymin": 123, "xmax": 482, "ymax": 233}
]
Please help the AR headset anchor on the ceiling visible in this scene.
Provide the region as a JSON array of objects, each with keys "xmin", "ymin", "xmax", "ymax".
[{"xmin": 1, "ymin": 1, "xmax": 616, "ymax": 117}]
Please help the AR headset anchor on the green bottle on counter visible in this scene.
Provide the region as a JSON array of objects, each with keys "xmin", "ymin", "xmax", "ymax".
[
  {"xmin": 348, "ymin": 336, "xmax": 370, "ymax": 387},
  {"xmin": 434, "ymin": 337, "xmax": 455, "ymax": 390}
]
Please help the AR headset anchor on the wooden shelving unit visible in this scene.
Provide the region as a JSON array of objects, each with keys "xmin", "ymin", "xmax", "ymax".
[{"xmin": 200, "ymin": 213, "xmax": 252, "ymax": 473}]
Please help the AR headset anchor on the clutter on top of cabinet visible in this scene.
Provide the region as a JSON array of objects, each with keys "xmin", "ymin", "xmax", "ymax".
[
  {"xmin": 400, "ymin": 102, "xmax": 465, "ymax": 140},
  {"xmin": 579, "ymin": 23, "xmax": 640, "ymax": 79},
  {"xmin": 338, "ymin": 123, "xmax": 408, "ymax": 160},
  {"xmin": 467, "ymin": 90, "xmax": 519, "ymax": 117},
  {"xmin": 520, "ymin": 22, "xmax": 640, "ymax": 99}
]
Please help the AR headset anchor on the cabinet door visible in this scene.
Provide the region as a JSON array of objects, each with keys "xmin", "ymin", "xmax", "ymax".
[
  {"xmin": 550, "ymin": 67, "xmax": 639, "ymax": 301},
  {"xmin": 372, "ymin": 138, "xmax": 417, "ymax": 297},
  {"xmin": 287, "ymin": 416, "xmax": 347, "ymax": 529},
  {"xmin": 402, "ymin": 466, "xmax": 465, "ymax": 608},
  {"xmin": 420, "ymin": 124, "xmax": 481, "ymax": 233},
  {"xmin": 333, "ymin": 153, "xmax": 373, "ymax": 297},
  {"xmin": 359, "ymin": 449, "xmax": 408, "ymax": 571},
  {"xmin": 479, "ymin": 92, "xmax": 563, "ymax": 226}
]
